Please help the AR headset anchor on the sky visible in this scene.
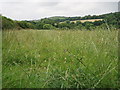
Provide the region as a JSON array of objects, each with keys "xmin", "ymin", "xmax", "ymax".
[{"xmin": 0, "ymin": 0, "xmax": 119, "ymax": 20}]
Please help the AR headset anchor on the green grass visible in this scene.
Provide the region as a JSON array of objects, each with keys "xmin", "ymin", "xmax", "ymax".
[{"xmin": 2, "ymin": 29, "xmax": 119, "ymax": 88}]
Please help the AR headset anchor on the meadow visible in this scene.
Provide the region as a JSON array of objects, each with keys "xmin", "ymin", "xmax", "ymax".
[{"xmin": 2, "ymin": 29, "xmax": 119, "ymax": 88}]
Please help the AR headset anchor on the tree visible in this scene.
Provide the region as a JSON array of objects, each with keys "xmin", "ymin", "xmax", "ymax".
[
  {"xmin": 43, "ymin": 24, "xmax": 55, "ymax": 29},
  {"xmin": 17, "ymin": 21, "xmax": 30, "ymax": 29},
  {"xmin": 93, "ymin": 21, "xmax": 104, "ymax": 26},
  {"xmin": 41, "ymin": 18, "xmax": 57, "ymax": 26},
  {"xmin": 58, "ymin": 23, "xmax": 70, "ymax": 29},
  {"xmin": 75, "ymin": 24, "xmax": 84, "ymax": 30},
  {"xmin": 35, "ymin": 22, "xmax": 44, "ymax": 29},
  {"xmin": 2, "ymin": 16, "xmax": 17, "ymax": 30},
  {"xmin": 84, "ymin": 22, "xmax": 94, "ymax": 30},
  {"xmin": 66, "ymin": 20, "xmax": 70, "ymax": 24},
  {"xmin": 76, "ymin": 21, "xmax": 82, "ymax": 26}
]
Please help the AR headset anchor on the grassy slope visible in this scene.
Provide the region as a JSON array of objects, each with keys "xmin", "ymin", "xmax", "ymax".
[{"xmin": 2, "ymin": 29, "xmax": 118, "ymax": 88}]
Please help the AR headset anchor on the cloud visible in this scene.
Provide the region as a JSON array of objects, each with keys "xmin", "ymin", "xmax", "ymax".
[
  {"xmin": 0, "ymin": 0, "xmax": 119, "ymax": 2},
  {"xmin": 36, "ymin": 2, "xmax": 61, "ymax": 8},
  {"xmin": 0, "ymin": 1, "xmax": 118, "ymax": 20}
]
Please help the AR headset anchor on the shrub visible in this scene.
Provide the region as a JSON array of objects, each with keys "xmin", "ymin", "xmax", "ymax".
[{"xmin": 43, "ymin": 24, "xmax": 56, "ymax": 30}]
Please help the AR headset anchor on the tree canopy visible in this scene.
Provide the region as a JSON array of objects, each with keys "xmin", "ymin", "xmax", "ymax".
[{"xmin": 1, "ymin": 12, "xmax": 120, "ymax": 30}]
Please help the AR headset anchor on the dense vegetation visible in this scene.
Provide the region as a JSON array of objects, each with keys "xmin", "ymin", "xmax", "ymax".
[
  {"xmin": 2, "ymin": 12, "xmax": 119, "ymax": 88},
  {"xmin": 1, "ymin": 12, "xmax": 120, "ymax": 30},
  {"xmin": 3, "ymin": 29, "xmax": 118, "ymax": 88}
]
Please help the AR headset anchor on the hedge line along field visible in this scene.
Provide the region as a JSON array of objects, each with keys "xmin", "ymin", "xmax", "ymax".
[{"xmin": 2, "ymin": 29, "xmax": 118, "ymax": 88}]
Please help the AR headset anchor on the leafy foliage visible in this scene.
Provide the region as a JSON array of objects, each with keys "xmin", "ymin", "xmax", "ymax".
[
  {"xmin": 1, "ymin": 12, "xmax": 120, "ymax": 30},
  {"xmin": 43, "ymin": 24, "xmax": 56, "ymax": 29},
  {"xmin": 1, "ymin": 16, "xmax": 18, "ymax": 30}
]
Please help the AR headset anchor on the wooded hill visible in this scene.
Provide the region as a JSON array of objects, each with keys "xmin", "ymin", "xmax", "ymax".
[{"xmin": 1, "ymin": 12, "xmax": 120, "ymax": 30}]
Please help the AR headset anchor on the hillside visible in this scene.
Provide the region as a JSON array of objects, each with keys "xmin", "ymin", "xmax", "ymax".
[
  {"xmin": 49, "ymin": 16, "xmax": 67, "ymax": 20},
  {"xmin": 1, "ymin": 12, "xmax": 120, "ymax": 30}
]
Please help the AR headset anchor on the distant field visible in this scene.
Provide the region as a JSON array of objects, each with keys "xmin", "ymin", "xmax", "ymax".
[
  {"xmin": 72, "ymin": 19, "xmax": 103, "ymax": 23},
  {"xmin": 60, "ymin": 19, "xmax": 103, "ymax": 23},
  {"xmin": 2, "ymin": 29, "xmax": 118, "ymax": 88}
]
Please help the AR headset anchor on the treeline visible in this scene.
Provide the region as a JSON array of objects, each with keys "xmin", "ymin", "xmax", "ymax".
[
  {"xmin": 1, "ymin": 16, "xmax": 35, "ymax": 30},
  {"xmin": 1, "ymin": 12, "xmax": 120, "ymax": 30}
]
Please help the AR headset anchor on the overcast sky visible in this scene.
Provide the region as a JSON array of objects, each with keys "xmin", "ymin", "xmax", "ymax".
[{"xmin": 0, "ymin": 0, "xmax": 119, "ymax": 20}]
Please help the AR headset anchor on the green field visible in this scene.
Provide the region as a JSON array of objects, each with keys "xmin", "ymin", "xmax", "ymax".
[{"xmin": 2, "ymin": 29, "xmax": 119, "ymax": 88}]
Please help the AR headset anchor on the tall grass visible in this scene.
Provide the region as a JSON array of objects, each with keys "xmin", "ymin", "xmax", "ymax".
[{"xmin": 2, "ymin": 29, "xmax": 118, "ymax": 88}]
